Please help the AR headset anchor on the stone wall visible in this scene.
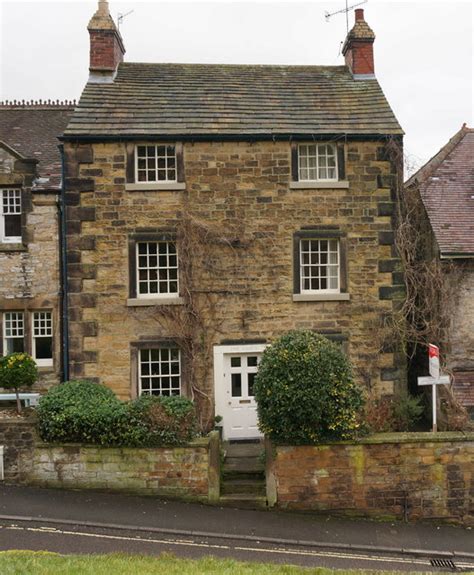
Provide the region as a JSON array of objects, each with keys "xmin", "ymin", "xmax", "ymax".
[
  {"xmin": 22, "ymin": 439, "xmax": 212, "ymax": 500},
  {"xmin": 0, "ymin": 418, "xmax": 36, "ymax": 481},
  {"xmin": 268, "ymin": 433, "xmax": 474, "ymax": 524},
  {"xmin": 63, "ymin": 139, "xmax": 405, "ymax": 420}
]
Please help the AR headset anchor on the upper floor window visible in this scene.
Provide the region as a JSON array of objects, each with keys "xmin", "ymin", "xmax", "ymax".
[
  {"xmin": 300, "ymin": 238, "xmax": 340, "ymax": 293},
  {"xmin": 298, "ymin": 144, "xmax": 337, "ymax": 182},
  {"xmin": 136, "ymin": 241, "xmax": 179, "ymax": 298},
  {"xmin": 1, "ymin": 189, "xmax": 22, "ymax": 243},
  {"xmin": 3, "ymin": 311, "xmax": 25, "ymax": 354},
  {"xmin": 135, "ymin": 145, "xmax": 177, "ymax": 183}
]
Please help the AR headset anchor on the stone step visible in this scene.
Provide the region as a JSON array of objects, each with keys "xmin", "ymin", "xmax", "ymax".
[
  {"xmin": 218, "ymin": 494, "xmax": 268, "ymax": 510},
  {"xmin": 221, "ymin": 479, "xmax": 266, "ymax": 496},
  {"xmin": 222, "ymin": 470, "xmax": 265, "ymax": 482},
  {"xmin": 223, "ymin": 442, "xmax": 264, "ymax": 458},
  {"xmin": 223, "ymin": 456, "xmax": 264, "ymax": 474}
]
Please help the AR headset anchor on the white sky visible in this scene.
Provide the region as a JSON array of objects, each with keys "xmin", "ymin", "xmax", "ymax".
[{"xmin": 0, "ymin": 0, "xmax": 473, "ymax": 171}]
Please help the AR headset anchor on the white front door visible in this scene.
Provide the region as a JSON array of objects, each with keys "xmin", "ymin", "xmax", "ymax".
[{"xmin": 214, "ymin": 344, "xmax": 266, "ymax": 440}]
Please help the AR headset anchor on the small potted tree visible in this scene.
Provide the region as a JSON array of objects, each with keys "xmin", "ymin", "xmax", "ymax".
[{"xmin": 0, "ymin": 353, "xmax": 38, "ymax": 414}]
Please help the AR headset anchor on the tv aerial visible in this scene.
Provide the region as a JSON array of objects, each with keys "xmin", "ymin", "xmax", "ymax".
[
  {"xmin": 117, "ymin": 9, "xmax": 134, "ymax": 30},
  {"xmin": 325, "ymin": 0, "xmax": 368, "ymax": 33}
]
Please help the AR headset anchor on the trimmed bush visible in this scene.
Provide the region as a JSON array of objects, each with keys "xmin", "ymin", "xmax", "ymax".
[
  {"xmin": 125, "ymin": 395, "xmax": 197, "ymax": 446},
  {"xmin": 254, "ymin": 330, "xmax": 364, "ymax": 444},
  {"xmin": 0, "ymin": 353, "xmax": 38, "ymax": 413},
  {"xmin": 37, "ymin": 380, "xmax": 128, "ymax": 445},
  {"xmin": 37, "ymin": 380, "xmax": 197, "ymax": 447}
]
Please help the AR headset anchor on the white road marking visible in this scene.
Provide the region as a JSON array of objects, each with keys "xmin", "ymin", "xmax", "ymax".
[{"xmin": 1, "ymin": 524, "xmax": 438, "ymax": 568}]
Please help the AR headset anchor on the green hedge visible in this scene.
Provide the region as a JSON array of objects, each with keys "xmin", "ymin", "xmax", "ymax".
[
  {"xmin": 254, "ymin": 331, "xmax": 364, "ymax": 444},
  {"xmin": 37, "ymin": 380, "xmax": 197, "ymax": 447}
]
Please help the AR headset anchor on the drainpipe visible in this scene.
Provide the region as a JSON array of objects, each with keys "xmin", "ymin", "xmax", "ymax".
[{"xmin": 58, "ymin": 144, "xmax": 70, "ymax": 382}]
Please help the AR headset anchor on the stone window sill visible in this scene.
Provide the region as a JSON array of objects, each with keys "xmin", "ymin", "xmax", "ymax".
[
  {"xmin": 125, "ymin": 182, "xmax": 186, "ymax": 192},
  {"xmin": 293, "ymin": 293, "xmax": 351, "ymax": 302},
  {"xmin": 290, "ymin": 181, "xmax": 350, "ymax": 190},
  {"xmin": 0, "ymin": 243, "xmax": 27, "ymax": 253},
  {"xmin": 127, "ymin": 297, "xmax": 185, "ymax": 307}
]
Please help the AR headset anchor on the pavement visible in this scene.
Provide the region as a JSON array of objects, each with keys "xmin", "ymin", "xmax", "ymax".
[{"xmin": 0, "ymin": 484, "xmax": 472, "ymax": 558}]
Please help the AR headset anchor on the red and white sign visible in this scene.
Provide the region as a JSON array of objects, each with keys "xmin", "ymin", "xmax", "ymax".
[{"xmin": 428, "ymin": 344, "xmax": 440, "ymax": 380}]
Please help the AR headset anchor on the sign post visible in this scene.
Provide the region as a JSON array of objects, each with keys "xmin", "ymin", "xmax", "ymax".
[{"xmin": 418, "ymin": 344, "xmax": 449, "ymax": 432}]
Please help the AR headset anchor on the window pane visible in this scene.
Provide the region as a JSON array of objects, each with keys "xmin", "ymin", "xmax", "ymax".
[
  {"xmin": 231, "ymin": 373, "xmax": 242, "ymax": 397},
  {"xmin": 35, "ymin": 337, "xmax": 53, "ymax": 359},
  {"xmin": 5, "ymin": 215, "xmax": 21, "ymax": 237},
  {"xmin": 248, "ymin": 373, "xmax": 256, "ymax": 396},
  {"xmin": 231, "ymin": 357, "xmax": 241, "ymax": 368},
  {"xmin": 6, "ymin": 338, "xmax": 24, "ymax": 354},
  {"xmin": 247, "ymin": 356, "xmax": 258, "ymax": 367}
]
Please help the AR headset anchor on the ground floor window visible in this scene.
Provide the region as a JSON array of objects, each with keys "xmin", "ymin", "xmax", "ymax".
[
  {"xmin": 138, "ymin": 347, "xmax": 181, "ymax": 396},
  {"xmin": 32, "ymin": 311, "xmax": 53, "ymax": 366},
  {"xmin": 3, "ymin": 311, "xmax": 24, "ymax": 354}
]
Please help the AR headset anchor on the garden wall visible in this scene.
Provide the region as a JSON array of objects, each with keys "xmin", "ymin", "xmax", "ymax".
[
  {"xmin": 0, "ymin": 419, "xmax": 36, "ymax": 481},
  {"xmin": 267, "ymin": 432, "xmax": 474, "ymax": 524},
  {"xmin": 22, "ymin": 438, "xmax": 214, "ymax": 500}
]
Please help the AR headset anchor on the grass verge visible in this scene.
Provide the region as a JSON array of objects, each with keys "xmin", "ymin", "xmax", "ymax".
[{"xmin": 0, "ymin": 550, "xmax": 441, "ymax": 575}]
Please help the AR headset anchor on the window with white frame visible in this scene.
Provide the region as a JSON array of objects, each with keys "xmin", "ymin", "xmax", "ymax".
[
  {"xmin": 32, "ymin": 311, "xmax": 53, "ymax": 366},
  {"xmin": 298, "ymin": 144, "xmax": 337, "ymax": 182},
  {"xmin": 3, "ymin": 312, "xmax": 25, "ymax": 354},
  {"xmin": 1, "ymin": 189, "xmax": 22, "ymax": 243},
  {"xmin": 139, "ymin": 347, "xmax": 181, "ymax": 396},
  {"xmin": 136, "ymin": 241, "xmax": 179, "ymax": 298},
  {"xmin": 300, "ymin": 238, "xmax": 340, "ymax": 293},
  {"xmin": 135, "ymin": 145, "xmax": 177, "ymax": 183}
]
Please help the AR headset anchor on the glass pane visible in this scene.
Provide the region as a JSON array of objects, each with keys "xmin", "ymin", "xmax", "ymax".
[
  {"xmin": 248, "ymin": 373, "xmax": 256, "ymax": 396},
  {"xmin": 137, "ymin": 146, "xmax": 146, "ymax": 157},
  {"xmin": 5, "ymin": 215, "xmax": 21, "ymax": 237},
  {"xmin": 230, "ymin": 357, "xmax": 241, "ymax": 368},
  {"xmin": 6, "ymin": 338, "xmax": 24, "ymax": 354},
  {"xmin": 35, "ymin": 337, "xmax": 52, "ymax": 360},
  {"xmin": 231, "ymin": 373, "xmax": 242, "ymax": 397},
  {"xmin": 247, "ymin": 356, "xmax": 258, "ymax": 367}
]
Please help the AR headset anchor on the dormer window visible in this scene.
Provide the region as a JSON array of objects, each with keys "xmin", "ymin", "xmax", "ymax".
[
  {"xmin": 1, "ymin": 189, "xmax": 22, "ymax": 243},
  {"xmin": 136, "ymin": 145, "xmax": 177, "ymax": 183},
  {"xmin": 298, "ymin": 144, "xmax": 337, "ymax": 182}
]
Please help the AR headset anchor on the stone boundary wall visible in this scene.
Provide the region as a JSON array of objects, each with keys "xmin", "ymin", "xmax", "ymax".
[
  {"xmin": 22, "ymin": 438, "xmax": 214, "ymax": 500},
  {"xmin": 267, "ymin": 433, "xmax": 474, "ymax": 525},
  {"xmin": 0, "ymin": 419, "xmax": 36, "ymax": 481}
]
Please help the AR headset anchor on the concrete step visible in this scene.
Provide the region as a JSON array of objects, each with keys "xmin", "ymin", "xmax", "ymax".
[
  {"xmin": 218, "ymin": 494, "xmax": 268, "ymax": 510},
  {"xmin": 221, "ymin": 479, "xmax": 266, "ymax": 496},
  {"xmin": 223, "ymin": 456, "xmax": 264, "ymax": 474}
]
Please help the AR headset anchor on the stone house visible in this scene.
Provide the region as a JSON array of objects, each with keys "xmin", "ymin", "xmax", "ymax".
[
  {"xmin": 405, "ymin": 125, "xmax": 474, "ymax": 415},
  {"xmin": 0, "ymin": 101, "xmax": 74, "ymax": 390},
  {"xmin": 61, "ymin": 1, "xmax": 405, "ymax": 439}
]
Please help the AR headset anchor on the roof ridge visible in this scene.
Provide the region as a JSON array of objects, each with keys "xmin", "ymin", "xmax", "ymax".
[
  {"xmin": 119, "ymin": 62, "xmax": 348, "ymax": 70},
  {"xmin": 405, "ymin": 124, "xmax": 470, "ymax": 187},
  {"xmin": 0, "ymin": 99, "xmax": 76, "ymax": 109}
]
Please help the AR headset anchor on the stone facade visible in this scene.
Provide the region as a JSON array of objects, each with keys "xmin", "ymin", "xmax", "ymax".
[
  {"xmin": 0, "ymin": 146, "xmax": 61, "ymax": 391},
  {"xmin": 63, "ymin": 138, "xmax": 405, "ymax": 424},
  {"xmin": 268, "ymin": 432, "xmax": 474, "ymax": 524}
]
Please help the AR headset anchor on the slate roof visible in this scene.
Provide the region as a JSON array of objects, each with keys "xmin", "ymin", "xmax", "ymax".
[
  {"xmin": 406, "ymin": 125, "xmax": 474, "ymax": 256},
  {"xmin": 64, "ymin": 63, "xmax": 403, "ymax": 139},
  {"xmin": 0, "ymin": 105, "xmax": 75, "ymax": 190}
]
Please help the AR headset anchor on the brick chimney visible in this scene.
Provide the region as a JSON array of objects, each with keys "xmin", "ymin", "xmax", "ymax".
[
  {"xmin": 342, "ymin": 9, "xmax": 376, "ymax": 78},
  {"xmin": 88, "ymin": 0, "xmax": 125, "ymax": 83}
]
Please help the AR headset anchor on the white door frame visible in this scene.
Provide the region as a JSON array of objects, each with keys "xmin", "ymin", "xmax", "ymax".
[{"xmin": 214, "ymin": 343, "xmax": 267, "ymax": 440}]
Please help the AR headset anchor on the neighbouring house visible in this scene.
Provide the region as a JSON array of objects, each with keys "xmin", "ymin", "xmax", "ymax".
[
  {"xmin": 0, "ymin": 101, "xmax": 75, "ymax": 391},
  {"xmin": 61, "ymin": 0, "xmax": 406, "ymax": 439},
  {"xmin": 405, "ymin": 125, "xmax": 474, "ymax": 415}
]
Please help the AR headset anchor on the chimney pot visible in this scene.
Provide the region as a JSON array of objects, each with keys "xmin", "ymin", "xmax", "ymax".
[{"xmin": 355, "ymin": 9, "xmax": 364, "ymax": 21}]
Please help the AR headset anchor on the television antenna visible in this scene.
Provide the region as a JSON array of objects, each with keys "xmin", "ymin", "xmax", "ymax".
[
  {"xmin": 117, "ymin": 9, "xmax": 134, "ymax": 30},
  {"xmin": 325, "ymin": 0, "xmax": 368, "ymax": 33}
]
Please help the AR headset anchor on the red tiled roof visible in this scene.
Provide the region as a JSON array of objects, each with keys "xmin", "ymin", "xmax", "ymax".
[
  {"xmin": 0, "ymin": 104, "xmax": 75, "ymax": 190},
  {"xmin": 406, "ymin": 125, "xmax": 474, "ymax": 256}
]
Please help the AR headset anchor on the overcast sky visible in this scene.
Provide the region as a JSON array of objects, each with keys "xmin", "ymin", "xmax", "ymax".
[{"xmin": 0, "ymin": 0, "xmax": 473, "ymax": 172}]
